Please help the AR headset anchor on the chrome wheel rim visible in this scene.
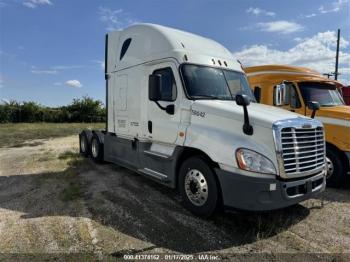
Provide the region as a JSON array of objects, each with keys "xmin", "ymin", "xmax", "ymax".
[
  {"xmin": 92, "ymin": 139, "xmax": 98, "ymax": 158},
  {"xmin": 80, "ymin": 136, "xmax": 86, "ymax": 153},
  {"xmin": 326, "ymin": 157, "xmax": 334, "ymax": 178},
  {"xmin": 184, "ymin": 169, "xmax": 208, "ymax": 206}
]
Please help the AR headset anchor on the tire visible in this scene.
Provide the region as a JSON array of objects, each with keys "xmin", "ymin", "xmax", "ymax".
[
  {"xmin": 178, "ymin": 156, "xmax": 219, "ymax": 217},
  {"xmin": 326, "ymin": 147, "xmax": 346, "ymax": 188},
  {"xmin": 79, "ymin": 132, "xmax": 90, "ymax": 157},
  {"xmin": 90, "ymin": 134, "xmax": 104, "ymax": 163}
]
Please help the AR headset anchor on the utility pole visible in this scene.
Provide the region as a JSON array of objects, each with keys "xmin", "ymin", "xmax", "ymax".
[{"xmin": 334, "ymin": 29, "xmax": 340, "ymax": 80}]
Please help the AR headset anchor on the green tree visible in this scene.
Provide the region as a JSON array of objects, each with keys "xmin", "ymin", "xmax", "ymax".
[
  {"xmin": 0, "ymin": 96, "xmax": 105, "ymax": 123},
  {"xmin": 67, "ymin": 96, "xmax": 105, "ymax": 122}
]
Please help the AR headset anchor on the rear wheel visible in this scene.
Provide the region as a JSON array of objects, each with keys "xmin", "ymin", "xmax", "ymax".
[
  {"xmin": 79, "ymin": 133, "xmax": 89, "ymax": 157},
  {"xmin": 326, "ymin": 148, "xmax": 346, "ymax": 188},
  {"xmin": 178, "ymin": 157, "xmax": 218, "ymax": 217},
  {"xmin": 91, "ymin": 134, "xmax": 104, "ymax": 163}
]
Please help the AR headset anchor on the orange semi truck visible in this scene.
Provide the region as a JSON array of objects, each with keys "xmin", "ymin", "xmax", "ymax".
[{"xmin": 244, "ymin": 65, "xmax": 350, "ymax": 187}]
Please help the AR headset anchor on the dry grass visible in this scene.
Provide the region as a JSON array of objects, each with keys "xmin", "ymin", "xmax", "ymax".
[{"xmin": 0, "ymin": 122, "xmax": 104, "ymax": 148}]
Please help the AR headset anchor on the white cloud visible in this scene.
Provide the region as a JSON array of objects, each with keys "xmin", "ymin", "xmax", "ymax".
[
  {"xmin": 305, "ymin": 13, "xmax": 317, "ymax": 18},
  {"xmin": 30, "ymin": 65, "xmax": 83, "ymax": 75},
  {"xmin": 23, "ymin": 0, "xmax": 52, "ymax": 9},
  {"xmin": 23, "ymin": 2, "xmax": 35, "ymax": 8},
  {"xmin": 257, "ymin": 20, "xmax": 303, "ymax": 34},
  {"xmin": 246, "ymin": 7, "xmax": 275, "ymax": 17},
  {"xmin": 52, "ymin": 65, "xmax": 84, "ymax": 70},
  {"xmin": 98, "ymin": 6, "xmax": 138, "ymax": 31},
  {"xmin": 294, "ymin": 37, "xmax": 303, "ymax": 42},
  {"xmin": 319, "ymin": 0, "xmax": 350, "ymax": 13},
  {"xmin": 92, "ymin": 60, "xmax": 105, "ymax": 70},
  {"xmin": 233, "ymin": 31, "xmax": 350, "ymax": 85},
  {"xmin": 319, "ymin": 5, "xmax": 339, "ymax": 13},
  {"xmin": 338, "ymin": 78, "xmax": 350, "ymax": 85},
  {"xmin": 31, "ymin": 69, "xmax": 58, "ymax": 74},
  {"xmin": 300, "ymin": 0, "xmax": 349, "ymax": 18},
  {"xmin": 65, "ymin": 80, "xmax": 82, "ymax": 88}
]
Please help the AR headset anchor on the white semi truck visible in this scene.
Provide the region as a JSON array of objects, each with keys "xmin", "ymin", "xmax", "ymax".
[{"xmin": 79, "ymin": 24, "xmax": 326, "ymax": 217}]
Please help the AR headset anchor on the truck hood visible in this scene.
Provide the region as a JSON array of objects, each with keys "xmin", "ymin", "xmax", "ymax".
[
  {"xmin": 192, "ymin": 100, "xmax": 307, "ymax": 128},
  {"xmin": 318, "ymin": 105, "xmax": 350, "ymax": 121}
]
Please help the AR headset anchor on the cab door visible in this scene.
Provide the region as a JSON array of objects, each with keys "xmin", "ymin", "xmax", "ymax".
[{"xmin": 146, "ymin": 62, "xmax": 181, "ymax": 144}]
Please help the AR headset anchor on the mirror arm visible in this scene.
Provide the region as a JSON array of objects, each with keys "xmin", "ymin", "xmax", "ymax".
[
  {"xmin": 155, "ymin": 101, "xmax": 166, "ymax": 111},
  {"xmin": 311, "ymin": 110, "xmax": 317, "ymax": 119},
  {"xmin": 242, "ymin": 105, "xmax": 253, "ymax": 135},
  {"xmin": 154, "ymin": 101, "xmax": 174, "ymax": 115},
  {"xmin": 307, "ymin": 101, "xmax": 320, "ymax": 119}
]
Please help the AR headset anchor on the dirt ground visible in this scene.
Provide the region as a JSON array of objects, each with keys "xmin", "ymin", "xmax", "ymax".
[{"xmin": 0, "ymin": 135, "xmax": 350, "ymax": 261}]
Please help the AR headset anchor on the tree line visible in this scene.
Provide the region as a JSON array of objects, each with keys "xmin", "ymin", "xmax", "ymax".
[{"xmin": 0, "ymin": 96, "xmax": 106, "ymax": 123}]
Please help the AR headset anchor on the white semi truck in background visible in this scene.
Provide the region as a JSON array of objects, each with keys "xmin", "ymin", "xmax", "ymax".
[{"xmin": 79, "ymin": 24, "xmax": 326, "ymax": 217}]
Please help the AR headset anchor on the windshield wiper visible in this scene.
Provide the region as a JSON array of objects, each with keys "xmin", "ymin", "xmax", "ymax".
[
  {"xmin": 191, "ymin": 95, "xmax": 230, "ymax": 100},
  {"xmin": 320, "ymin": 103, "xmax": 337, "ymax": 107}
]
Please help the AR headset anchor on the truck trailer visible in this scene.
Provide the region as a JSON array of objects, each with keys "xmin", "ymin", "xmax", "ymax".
[
  {"xmin": 244, "ymin": 65, "xmax": 350, "ymax": 187},
  {"xmin": 342, "ymin": 86, "xmax": 350, "ymax": 105},
  {"xmin": 80, "ymin": 24, "xmax": 326, "ymax": 217}
]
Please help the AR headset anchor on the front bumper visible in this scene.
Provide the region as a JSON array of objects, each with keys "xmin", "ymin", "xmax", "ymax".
[{"xmin": 215, "ymin": 168, "xmax": 326, "ymax": 211}]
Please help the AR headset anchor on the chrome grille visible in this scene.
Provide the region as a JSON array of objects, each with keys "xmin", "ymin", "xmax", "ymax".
[{"xmin": 280, "ymin": 126, "xmax": 325, "ymax": 175}]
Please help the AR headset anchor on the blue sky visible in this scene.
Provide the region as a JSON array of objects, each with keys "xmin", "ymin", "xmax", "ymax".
[{"xmin": 0, "ymin": 0, "xmax": 349, "ymax": 106}]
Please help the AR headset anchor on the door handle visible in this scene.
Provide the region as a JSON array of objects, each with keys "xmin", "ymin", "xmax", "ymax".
[{"xmin": 148, "ymin": 121, "xmax": 152, "ymax": 133}]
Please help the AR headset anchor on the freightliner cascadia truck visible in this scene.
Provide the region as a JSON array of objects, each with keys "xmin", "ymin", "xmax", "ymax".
[
  {"xmin": 79, "ymin": 24, "xmax": 326, "ymax": 217},
  {"xmin": 244, "ymin": 65, "xmax": 350, "ymax": 187}
]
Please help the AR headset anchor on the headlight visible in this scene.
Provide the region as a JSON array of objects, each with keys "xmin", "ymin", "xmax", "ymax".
[{"xmin": 236, "ymin": 148, "xmax": 276, "ymax": 175}]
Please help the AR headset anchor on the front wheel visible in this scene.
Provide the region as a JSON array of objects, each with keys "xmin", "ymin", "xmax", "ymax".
[{"xmin": 178, "ymin": 157, "xmax": 219, "ymax": 217}]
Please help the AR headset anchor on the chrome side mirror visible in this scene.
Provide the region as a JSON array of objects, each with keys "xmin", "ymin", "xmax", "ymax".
[{"xmin": 274, "ymin": 83, "xmax": 286, "ymax": 106}]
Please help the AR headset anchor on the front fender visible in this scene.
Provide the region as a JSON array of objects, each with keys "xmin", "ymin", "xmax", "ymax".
[{"xmin": 184, "ymin": 122, "xmax": 278, "ymax": 172}]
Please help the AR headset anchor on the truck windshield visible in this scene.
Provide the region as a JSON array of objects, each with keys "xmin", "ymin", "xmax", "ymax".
[
  {"xmin": 181, "ymin": 64, "xmax": 254, "ymax": 101},
  {"xmin": 299, "ymin": 82, "xmax": 344, "ymax": 107}
]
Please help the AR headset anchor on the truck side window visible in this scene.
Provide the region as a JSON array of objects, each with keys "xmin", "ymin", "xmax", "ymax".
[
  {"xmin": 253, "ymin": 86, "xmax": 261, "ymax": 103},
  {"xmin": 153, "ymin": 67, "xmax": 177, "ymax": 101},
  {"xmin": 290, "ymin": 85, "xmax": 301, "ymax": 108},
  {"xmin": 120, "ymin": 38, "xmax": 132, "ymax": 60}
]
